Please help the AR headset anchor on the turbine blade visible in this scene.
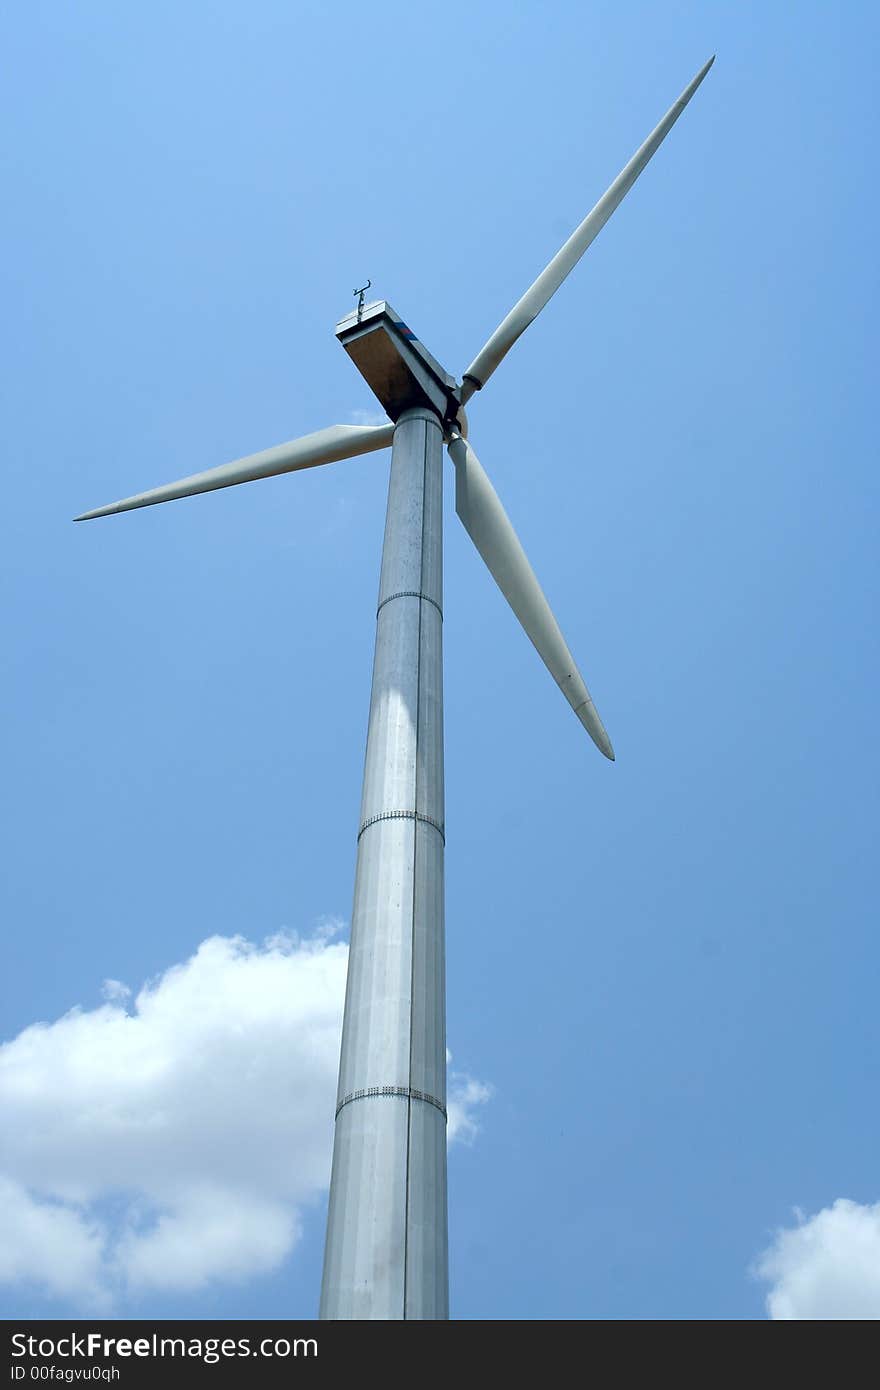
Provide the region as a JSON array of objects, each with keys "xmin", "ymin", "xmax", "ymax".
[
  {"xmin": 448, "ymin": 432, "xmax": 614, "ymax": 759},
  {"xmin": 460, "ymin": 56, "xmax": 714, "ymax": 402},
  {"xmin": 74, "ymin": 422, "xmax": 395, "ymax": 521}
]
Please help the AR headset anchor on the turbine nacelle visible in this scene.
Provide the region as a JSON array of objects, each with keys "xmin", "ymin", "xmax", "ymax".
[{"xmin": 335, "ymin": 299, "xmax": 460, "ymax": 427}]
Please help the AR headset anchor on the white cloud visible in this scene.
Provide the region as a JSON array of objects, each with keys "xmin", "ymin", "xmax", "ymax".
[
  {"xmin": 116, "ymin": 1188, "xmax": 298, "ymax": 1294},
  {"xmin": 754, "ymin": 1199, "xmax": 880, "ymax": 1319},
  {"xmin": 348, "ymin": 408, "xmax": 389, "ymax": 427},
  {"xmin": 0, "ymin": 1179, "xmax": 106, "ymax": 1304},
  {"xmin": 447, "ymin": 1062, "xmax": 493, "ymax": 1144},
  {"xmin": 100, "ymin": 979, "xmax": 131, "ymax": 1003},
  {"xmin": 0, "ymin": 929, "xmax": 490, "ymax": 1308}
]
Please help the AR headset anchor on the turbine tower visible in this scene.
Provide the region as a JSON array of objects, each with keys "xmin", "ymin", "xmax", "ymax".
[{"xmin": 76, "ymin": 58, "xmax": 713, "ymax": 1319}]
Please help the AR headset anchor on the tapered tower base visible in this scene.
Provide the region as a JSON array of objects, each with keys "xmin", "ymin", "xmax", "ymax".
[{"xmin": 320, "ymin": 407, "xmax": 447, "ymax": 1320}]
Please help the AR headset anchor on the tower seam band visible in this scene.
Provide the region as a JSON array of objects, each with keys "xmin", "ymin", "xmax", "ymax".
[
  {"xmin": 335, "ymin": 1085, "xmax": 447, "ymax": 1120},
  {"xmin": 377, "ymin": 589, "xmax": 443, "ymax": 621},
  {"xmin": 357, "ymin": 809, "xmax": 445, "ymax": 844}
]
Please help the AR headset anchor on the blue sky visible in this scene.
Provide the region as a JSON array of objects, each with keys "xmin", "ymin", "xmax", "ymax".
[{"xmin": 2, "ymin": 1, "xmax": 878, "ymax": 1320}]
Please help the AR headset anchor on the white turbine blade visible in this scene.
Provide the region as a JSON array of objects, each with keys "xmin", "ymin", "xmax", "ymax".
[
  {"xmin": 460, "ymin": 56, "xmax": 714, "ymax": 402},
  {"xmin": 448, "ymin": 432, "xmax": 614, "ymax": 759},
  {"xmin": 74, "ymin": 422, "xmax": 394, "ymax": 521}
]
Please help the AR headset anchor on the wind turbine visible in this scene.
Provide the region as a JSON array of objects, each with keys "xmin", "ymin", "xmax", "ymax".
[{"xmin": 76, "ymin": 56, "xmax": 714, "ymax": 1320}]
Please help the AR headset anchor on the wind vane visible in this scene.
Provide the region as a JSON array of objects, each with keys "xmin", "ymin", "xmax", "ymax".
[
  {"xmin": 353, "ymin": 279, "xmax": 371, "ymax": 320},
  {"xmin": 75, "ymin": 58, "xmax": 714, "ymax": 1319}
]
